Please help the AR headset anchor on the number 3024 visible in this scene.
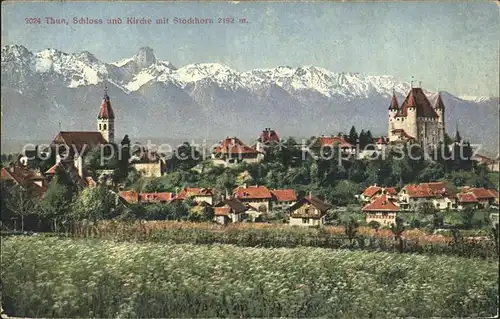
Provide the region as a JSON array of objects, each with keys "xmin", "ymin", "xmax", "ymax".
[{"xmin": 25, "ymin": 17, "xmax": 42, "ymax": 24}]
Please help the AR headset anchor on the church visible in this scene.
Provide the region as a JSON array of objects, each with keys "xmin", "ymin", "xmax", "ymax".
[
  {"xmin": 49, "ymin": 88, "xmax": 115, "ymax": 178},
  {"xmin": 388, "ymin": 86, "xmax": 445, "ymax": 147}
]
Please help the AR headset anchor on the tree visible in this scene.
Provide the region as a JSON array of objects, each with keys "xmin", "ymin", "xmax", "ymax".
[
  {"xmin": 236, "ymin": 170, "xmax": 254, "ymax": 186},
  {"xmin": 462, "ymin": 206, "xmax": 475, "ymax": 229},
  {"xmin": 347, "ymin": 126, "xmax": 359, "ymax": 145},
  {"xmin": 143, "ymin": 178, "xmax": 165, "ymax": 193},
  {"xmin": 39, "ymin": 176, "xmax": 73, "ymax": 232},
  {"xmin": 343, "ymin": 216, "xmax": 359, "ymax": 245},
  {"xmin": 72, "ymin": 185, "xmax": 119, "ymax": 223},
  {"xmin": 368, "ymin": 220, "xmax": 381, "ymax": 232},
  {"xmin": 390, "ymin": 217, "xmax": 405, "ymax": 253},
  {"xmin": 4, "ymin": 185, "xmax": 38, "ymax": 231}
]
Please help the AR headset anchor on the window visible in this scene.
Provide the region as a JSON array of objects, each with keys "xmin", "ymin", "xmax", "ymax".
[
  {"xmin": 302, "ymin": 218, "xmax": 309, "ymax": 224},
  {"xmin": 103, "ymin": 123, "xmax": 107, "ymax": 130},
  {"xmin": 99, "ymin": 124, "xmax": 102, "ymax": 130}
]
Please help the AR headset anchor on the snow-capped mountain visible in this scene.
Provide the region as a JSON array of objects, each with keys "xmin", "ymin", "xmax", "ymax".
[{"xmin": 1, "ymin": 45, "xmax": 498, "ymax": 153}]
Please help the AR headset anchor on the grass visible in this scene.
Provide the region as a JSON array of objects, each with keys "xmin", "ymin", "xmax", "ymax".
[{"xmin": 2, "ymin": 236, "xmax": 498, "ymax": 318}]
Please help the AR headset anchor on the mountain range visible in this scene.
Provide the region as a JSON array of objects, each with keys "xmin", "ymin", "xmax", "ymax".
[{"xmin": 1, "ymin": 45, "xmax": 498, "ymax": 154}]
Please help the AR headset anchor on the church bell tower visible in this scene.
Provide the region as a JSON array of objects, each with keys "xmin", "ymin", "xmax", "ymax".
[{"xmin": 97, "ymin": 86, "xmax": 115, "ymax": 143}]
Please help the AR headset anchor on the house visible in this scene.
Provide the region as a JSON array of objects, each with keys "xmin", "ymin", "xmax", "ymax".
[
  {"xmin": 362, "ymin": 194, "xmax": 400, "ymax": 227},
  {"xmin": 270, "ymin": 189, "xmax": 297, "ymax": 211},
  {"xmin": 458, "ymin": 187, "xmax": 497, "ymax": 209},
  {"xmin": 1, "ymin": 164, "xmax": 48, "ymax": 197},
  {"xmin": 456, "ymin": 192, "xmax": 479, "ymax": 210},
  {"xmin": 287, "ymin": 193, "xmax": 332, "ymax": 227},
  {"xmin": 472, "ymin": 154, "xmax": 500, "ymax": 172},
  {"xmin": 129, "ymin": 146, "xmax": 167, "ymax": 177},
  {"xmin": 398, "ymin": 182, "xmax": 454, "ymax": 211},
  {"xmin": 212, "ymin": 137, "xmax": 263, "ymax": 167},
  {"xmin": 233, "ymin": 184, "xmax": 272, "ymax": 212},
  {"xmin": 359, "ymin": 185, "xmax": 397, "ymax": 204},
  {"xmin": 118, "ymin": 190, "xmax": 174, "ymax": 205},
  {"xmin": 44, "ymin": 160, "xmax": 92, "ymax": 190},
  {"xmin": 254, "ymin": 128, "xmax": 280, "ymax": 153},
  {"xmin": 174, "ymin": 187, "xmax": 215, "ymax": 205},
  {"xmin": 213, "ymin": 198, "xmax": 248, "ymax": 225},
  {"xmin": 310, "ymin": 135, "xmax": 356, "ymax": 157}
]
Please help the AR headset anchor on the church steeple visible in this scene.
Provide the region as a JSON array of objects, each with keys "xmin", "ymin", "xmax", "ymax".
[{"xmin": 98, "ymin": 85, "xmax": 115, "ymax": 143}]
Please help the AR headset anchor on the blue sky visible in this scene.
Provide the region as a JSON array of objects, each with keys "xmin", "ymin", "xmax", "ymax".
[{"xmin": 2, "ymin": 1, "xmax": 498, "ymax": 96}]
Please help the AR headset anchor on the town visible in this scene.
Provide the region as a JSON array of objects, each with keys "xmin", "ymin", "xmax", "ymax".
[{"xmin": 1, "ymin": 85, "xmax": 498, "ymax": 231}]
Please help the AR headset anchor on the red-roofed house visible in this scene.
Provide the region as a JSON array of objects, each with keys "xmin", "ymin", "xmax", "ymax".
[
  {"xmin": 255, "ymin": 128, "xmax": 281, "ymax": 153},
  {"xmin": 233, "ymin": 184, "xmax": 272, "ymax": 212},
  {"xmin": 363, "ymin": 194, "xmax": 400, "ymax": 226},
  {"xmin": 213, "ymin": 198, "xmax": 248, "ymax": 224},
  {"xmin": 1, "ymin": 164, "xmax": 48, "ymax": 198},
  {"xmin": 398, "ymin": 182, "xmax": 455, "ymax": 211},
  {"xmin": 212, "ymin": 137, "xmax": 262, "ymax": 167},
  {"xmin": 359, "ymin": 185, "xmax": 397, "ymax": 204},
  {"xmin": 456, "ymin": 193, "xmax": 479, "ymax": 210},
  {"xmin": 270, "ymin": 189, "xmax": 297, "ymax": 210},
  {"xmin": 311, "ymin": 135, "xmax": 356, "ymax": 156},
  {"xmin": 118, "ymin": 190, "xmax": 174, "ymax": 205},
  {"xmin": 464, "ymin": 188, "xmax": 497, "ymax": 209},
  {"xmin": 174, "ymin": 187, "xmax": 215, "ymax": 205}
]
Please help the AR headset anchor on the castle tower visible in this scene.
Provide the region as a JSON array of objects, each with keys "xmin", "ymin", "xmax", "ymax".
[
  {"xmin": 434, "ymin": 92, "xmax": 445, "ymax": 144},
  {"xmin": 406, "ymin": 89, "xmax": 418, "ymax": 140},
  {"xmin": 388, "ymin": 91, "xmax": 399, "ymax": 138},
  {"xmin": 97, "ymin": 86, "xmax": 115, "ymax": 143}
]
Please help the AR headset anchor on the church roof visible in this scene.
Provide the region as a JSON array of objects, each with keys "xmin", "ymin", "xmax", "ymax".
[
  {"xmin": 396, "ymin": 88, "xmax": 439, "ymax": 118},
  {"xmin": 98, "ymin": 94, "xmax": 115, "ymax": 120},
  {"xmin": 52, "ymin": 131, "xmax": 107, "ymax": 154}
]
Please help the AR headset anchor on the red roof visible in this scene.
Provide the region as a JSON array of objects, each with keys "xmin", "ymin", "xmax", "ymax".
[
  {"xmin": 396, "ymin": 88, "xmax": 439, "ymax": 118},
  {"xmin": 402, "ymin": 184, "xmax": 435, "ymax": 198},
  {"xmin": 52, "ymin": 131, "xmax": 107, "ymax": 154},
  {"xmin": 271, "ymin": 189, "xmax": 297, "ymax": 202},
  {"xmin": 140, "ymin": 192, "xmax": 174, "ymax": 203},
  {"xmin": 362, "ymin": 195, "xmax": 400, "ymax": 212},
  {"xmin": 391, "ymin": 128, "xmax": 416, "ymax": 141},
  {"xmin": 489, "ymin": 189, "xmax": 499, "ymax": 198},
  {"xmin": 1, "ymin": 166, "xmax": 47, "ymax": 197},
  {"xmin": 259, "ymin": 128, "xmax": 280, "ymax": 143},
  {"xmin": 385, "ymin": 187, "xmax": 397, "ymax": 195},
  {"xmin": 318, "ymin": 136, "xmax": 354, "ymax": 148},
  {"xmin": 376, "ymin": 137, "xmax": 387, "ymax": 145},
  {"xmin": 98, "ymin": 94, "xmax": 115, "ymax": 119},
  {"xmin": 175, "ymin": 187, "xmax": 214, "ymax": 200},
  {"xmin": 362, "ymin": 186, "xmax": 382, "ymax": 198},
  {"xmin": 119, "ymin": 191, "xmax": 140, "ymax": 204},
  {"xmin": 468, "ymin": 188, "xmax": 496, "ymax": 199},
  {"xmin": 234, "ymin": 185, "xmax": 272, "ymax": 199},
  {"xmin": 214, "ymin": 207, "xmax": 231, "ymax": 216},
  {"xmin": 389, "ymin": 93, "xmax": 399, "ymax": 110},
  {"xmin": 457, "ymin": 193, "xmax": 478, "ymax": 203},
  {"xmin": 214, "ymin": 137, "xmax": 259, "ymax": 154}
]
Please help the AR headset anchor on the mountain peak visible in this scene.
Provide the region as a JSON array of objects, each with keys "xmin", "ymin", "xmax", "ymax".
[{"xmin": 134, "ymin": 47, "xmax": 156, "ymax": 69}]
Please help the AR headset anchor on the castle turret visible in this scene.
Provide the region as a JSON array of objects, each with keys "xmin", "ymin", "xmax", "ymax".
[
  {"xmin": 388, "ymin": 91, "xmax": 399, "ymax": 138},
  {"xmin": 406, "ymin": 89, "xmax": 418, "ymax": 140},
  {"xmin": 434, "ymin": 92, "xmax": 445, "ymax": 143},
  {"xmin": 97, "ymin": 86, "xmax": 115, "ymax": 143}
]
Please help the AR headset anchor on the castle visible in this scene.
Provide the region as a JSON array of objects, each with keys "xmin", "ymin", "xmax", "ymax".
[{"xmin": 388, "ymin": 86, "xmax": 445, "ymax": 147}]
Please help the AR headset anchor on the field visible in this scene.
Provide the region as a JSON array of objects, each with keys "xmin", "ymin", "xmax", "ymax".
[{"xmin": 2, "ymin": 236, "xmax": 498, "ymax": 318}]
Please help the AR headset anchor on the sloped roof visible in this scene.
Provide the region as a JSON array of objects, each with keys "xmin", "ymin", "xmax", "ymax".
[
  {"xmin": 271, "ymin": 189, "xmax": 297, "ymax": 202},
  {"xmin": 234, "ymin": 185, "xmax": 272, "ymax": 199},
  {"xmin": 316, "ymin": 136, "xmax": 354, "ymax": 148},
  {"xmin": 401, "ymin": 184, "xmax": 435, "ymax": 198},
  {"xmin": 98, "ymin": 94, "xmax": 115, "ymax": 119},
  {"xmin": 140, "ymin": 192, "xmax": 174, "ymax": 203},
  {"xmin": 214, "ymin": 207, "xmax": 231, "ymax": 216},
  {"xmin": 214, "ymin": 137, "xmax": 259, "ymax": 154},
  {"xmin": 389, "ymin": 93, "xmax": 399, "ymax": 110},
  {"xmin": 1, "ymin": 166, "xmax": 48, "ymax": 197},
  {"xmin": 396, "ymin": 88, "xmax": 439, "ymax": 118},
  {"xmin": 175, "ymin": 187, "xmax": 214, "ymax": 200},
  {"xmin": 362, "ymin": 186, "xmax": 382, "ymax": 198},
  {"xmin": 288, "ymin": 195, "xmax": 332, "ymax": 216},
  {"xmin": 119, "ymin": 190, "xmax": 140, "ymax": 204},
  {"xmin": 362, "ymin": 194, "xmax": 400, "ymax": 212},
  {"xmin": 468, "ymin": 188, "xmax": 496, "ymax": 199},
  {"xmin": 259, "ymin": 129, "xmax": 280, "ymax": 143},
  {"xmin": 456, "ymin": 193, "xmax": 478, "ymax": 203},
  {"xmin": 214, "ymin": 198, "xmax": 247, "ymax": 214},
  {"xmin": 391, "ymin": 128, "xmax": 416, "ymax": 141},
  {"xmin": 52, "ymin": 131, "xmax": 107, "ymax": 154},
  {"xmin": 385, "ymin": 187, "xmax": 398, "ymax": 195}
]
